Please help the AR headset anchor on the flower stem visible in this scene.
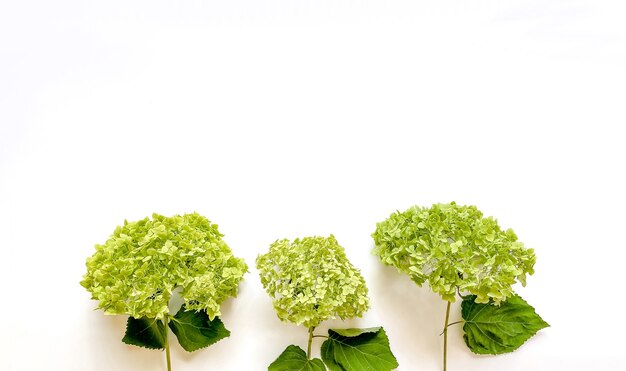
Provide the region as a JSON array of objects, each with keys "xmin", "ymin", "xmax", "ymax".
[
  {"xmin": 443, "ymin": 301, "xmax": 451, "ymax": 371},
  {"xmin": 307, "ymin": 327, "xmax": 315, "ymax": 359},
  {"xmin": 164, "ymin": 316, "xmax": 172, "ymax": 371}
]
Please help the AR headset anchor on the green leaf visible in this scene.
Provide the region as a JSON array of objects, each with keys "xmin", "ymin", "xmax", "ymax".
[
  {"xmin": 122, "ymin": 316, "xmax": 166, "ymax": 349},
  {"xmin": 168, "ymin": 307, "xmax": 230, "ymax": 352},
  {"xmin": 320, "ymin": 340, "xmax": 342, "ymax": 371},
  {"xmin": 268, "ymin": 345, "xmax": 326, "ymax": 371},
  {"xmin": 462, "ymin": 294, "xmax": 549, "ymax": 354},
  {"xmin": 321, "ymin": 327, "xmax": 398, "ymax": 371},
  {"xmin": 330, "ymin": 327, "xmax": 380, "ymax": 337}
]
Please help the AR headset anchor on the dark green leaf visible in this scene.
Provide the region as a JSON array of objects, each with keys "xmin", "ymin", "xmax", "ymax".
[
  {"xmin": 462, "ymin": 294, "xmax": 549, "ymax": 354},
  {"xmin": 321, "ymin": 327, "xmax": 398, "ymax": 371},
  {"xmin": 321, "ymin": 340, "xmax": 342, "ymax": 371},
  {"xmin": 168, "ymin": 307, "xmax": 230, "ymax": 352},
  {"xmin": 268, "ymin": 345, "xmax": 326, "ymax": 371},
  {"xmin": 331, "ymin": 327, "xmax": 380, "ymax": 337},
  {"xmin": 122, "ymin": 316, "xmax": 166, "ymax": 349}
]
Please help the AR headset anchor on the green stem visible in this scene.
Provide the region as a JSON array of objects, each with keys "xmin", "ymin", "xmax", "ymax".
[
  {"xmin": 443, "ymin": 301, "xmax": 451, "ymax": 371},
  {"xmin": 307, "ymin": 327, "xmax": 315, "ymax": 359},
  {"xmin": 164, "ymin": 316, "xmax": 172, "ymax": 371}
]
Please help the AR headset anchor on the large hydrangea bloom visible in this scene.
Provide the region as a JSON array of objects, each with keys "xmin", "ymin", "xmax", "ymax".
[
  {"xmin": 372, "ymin": 202, "xmax": 536, "ymax": 304},
  {"xmin": 81, "ymin": 213, "xmax": 247, "ymax": 319},
  {"xmin": 256, "ymin": 235, "xmax": 369, "ymax": 328}
]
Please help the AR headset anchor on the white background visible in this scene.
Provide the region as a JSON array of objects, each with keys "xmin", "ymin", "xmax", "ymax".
[{"xmin": 1, "ymin": 1, "xmax": 625, "ymax": 370}]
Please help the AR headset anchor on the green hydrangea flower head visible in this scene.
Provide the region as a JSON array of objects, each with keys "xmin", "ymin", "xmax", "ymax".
[
  {"xmin": 256, "ymin": 235, "xmax": 370, "ymax": 328},
  {"xmin": 372, "ymin": 202, "xmax": 536, "ymax": 304},
  {"xmin": 80, "ymin": 212, "xmax": 248, "ymax": 319}
]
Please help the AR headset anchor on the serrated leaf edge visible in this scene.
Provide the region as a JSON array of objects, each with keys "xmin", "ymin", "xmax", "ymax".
[
  {"xmin": 324, "ymin": 327, "xmax": 398, "ymax": 370},
  {"xmin": 121, "ymin": 317, "xmax": 165, "ymax": 350},
  {"xmin": 462, "ymin": 294, "xmax": 549, "ymax": 355},
  {"xmin": 168, "ymin": 309, "xmax": 231, "ymax": 352},
  {"xmin": 269, "ymin": 345, "xmax": 326, "ymax": 371}
]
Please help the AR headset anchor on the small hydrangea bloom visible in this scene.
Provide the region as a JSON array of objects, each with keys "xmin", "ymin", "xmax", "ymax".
[
  {"xmin": 372, "ymin": 202, "xmax": 536, "ymax": 304},
  {"xmin": 256, "ymin": 235, "xmax": 369, "ymax": 328},
  {"xmin": 81, "ymin": 213, "xmax": 247, "ymax": 319}
]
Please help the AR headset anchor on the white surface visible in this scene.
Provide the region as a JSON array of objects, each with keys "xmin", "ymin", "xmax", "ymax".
[{"xmin": 1, "ymin": 1, "xmax": 625, "ymax": 370}]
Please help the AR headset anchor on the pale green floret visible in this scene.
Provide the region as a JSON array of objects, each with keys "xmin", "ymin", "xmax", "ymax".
[
  {"xmin": 372, "ymin": 202, "xmax": 536, "ymax": 304},
  {"xmin": 256, "ymin": 235, "xmax": 370, "ymax": 328},
  {"xmin": 81, "ymin": 213, "xmax": 248, "ymax": 319}
]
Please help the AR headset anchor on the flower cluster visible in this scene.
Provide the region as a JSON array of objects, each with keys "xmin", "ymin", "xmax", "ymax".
[
  {"xmin": 372, "ymin": 202, "xmax": 536, "ymax": 304},
  {"xmin": 256, "ymin": 235, "xmax": 369, "ymax": 328},
  {"xmin": 81, "ymin": 213, "xmax": 248, "ymax": 319}
]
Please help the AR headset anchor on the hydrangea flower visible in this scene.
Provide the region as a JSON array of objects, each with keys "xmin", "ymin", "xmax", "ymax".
[
  {"xmin": 372, "ymin": 202, "xmax": 536, "ymax": 304},
  {"xmin": 256, "ymin": 235, "xmax": 369, "ymax": 328},
  {"xmin": 81, "ymin": 212, "xmax": 248, "ymax": 319}
]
